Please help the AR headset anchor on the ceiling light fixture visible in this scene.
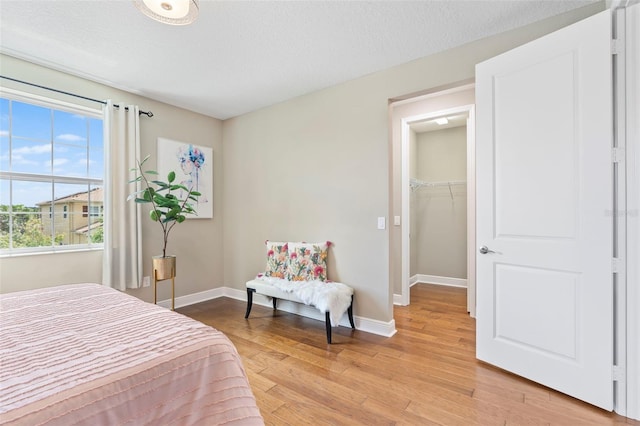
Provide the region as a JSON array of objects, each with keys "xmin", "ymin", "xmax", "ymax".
[
  {"xmin": 134, "ymin": 0, "xmax": 199, "ymax": 25},
  {"xmin": 435, "ymin": 117, "xmax": 449, "ymax": 125}
]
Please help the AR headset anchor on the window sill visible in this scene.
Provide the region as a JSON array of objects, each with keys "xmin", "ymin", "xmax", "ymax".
[{"xmin": 0, "ymin": 246, "xmax": 103, "ymax": 259}]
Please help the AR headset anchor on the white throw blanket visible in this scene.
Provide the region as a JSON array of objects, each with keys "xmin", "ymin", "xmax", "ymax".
[{"xmin": 256, "ymin": 276, "xmax": 353, "ymax": 326}]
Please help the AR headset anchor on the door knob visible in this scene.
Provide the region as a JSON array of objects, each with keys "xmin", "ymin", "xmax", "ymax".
[{"xmin": 479, "ymin": 246, "xmax": 496, "ymax": 254}]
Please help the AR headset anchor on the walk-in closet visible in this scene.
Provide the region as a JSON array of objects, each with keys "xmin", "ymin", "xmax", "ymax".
[{"xmin": 409, "ymin": 116, "xmax": 467, "ymax": 288}]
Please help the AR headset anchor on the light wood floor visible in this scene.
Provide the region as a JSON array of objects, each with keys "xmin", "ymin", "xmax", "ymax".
[{"xmin": 178, "ymin": 284, "xmax": 638, "ymax": 425}]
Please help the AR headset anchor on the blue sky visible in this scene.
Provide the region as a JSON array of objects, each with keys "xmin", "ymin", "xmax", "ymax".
[{"xmin": 0, "ymin": 98, "xmax": 103, "ymax": 208}]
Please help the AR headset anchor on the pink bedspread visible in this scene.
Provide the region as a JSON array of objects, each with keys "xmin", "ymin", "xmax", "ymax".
[{"xmin": 0, "ymin": 283, "xmax": 263, "ymax": 425}]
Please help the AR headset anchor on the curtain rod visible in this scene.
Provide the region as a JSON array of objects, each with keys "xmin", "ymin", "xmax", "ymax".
[{"xmin": 0, "ymin": 75, "xmax": 154, "ymax": 117}]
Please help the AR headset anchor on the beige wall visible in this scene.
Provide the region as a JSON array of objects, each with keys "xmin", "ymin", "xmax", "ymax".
[
  {"xmin": 222, "ymin": 87, "xmax": 392, "ymax": 322},
  {"xmin": 223, "ymin": 4, "xmax": 604, "ymax": 323},
  {"xmin": 412, "ymin": 127, "xmax": 467, "ymax": 279},
  {"xmin": 0, "ymin": 55, "xmax": 224, "ymax": 301}
]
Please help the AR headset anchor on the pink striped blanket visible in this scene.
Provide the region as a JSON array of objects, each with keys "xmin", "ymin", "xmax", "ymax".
[{"xmin": 0, "ymin": 283, "xmax": 263, "ymax": 425}]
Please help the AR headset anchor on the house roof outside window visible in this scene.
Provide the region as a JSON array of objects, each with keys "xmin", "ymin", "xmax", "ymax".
[{"xmin": 36, "ymin": 187, "xmax": 103, "ymax": 206}]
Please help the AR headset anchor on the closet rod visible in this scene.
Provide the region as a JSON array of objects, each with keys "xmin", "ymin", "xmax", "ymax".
[
  {"xmin": 410, "ymin": 178, "xmax": 466, "ymax": 200},
  {"xmin": 409, "ymin": 178, "xmax": 466, "ymax": 189},
  {"xmin": 0, "ymin": 75, "xmax": 154, "ymax": 117}
]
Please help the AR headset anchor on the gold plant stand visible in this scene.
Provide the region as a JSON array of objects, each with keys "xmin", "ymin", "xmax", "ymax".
[{"xmin": 153, "ymin": 256, "xmax": 176, "ymax": 310}]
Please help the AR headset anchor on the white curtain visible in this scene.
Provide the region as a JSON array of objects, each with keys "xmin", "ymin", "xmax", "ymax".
[{"xmin": 102, "ymin": 100, "xmax": 143, "ymax": 290}]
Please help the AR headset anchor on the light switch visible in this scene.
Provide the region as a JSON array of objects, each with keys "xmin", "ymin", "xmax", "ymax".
[
  {"xmin": 377, "ymin": 217, "xmax": 386, "ymax": 230},
  {"xmin": 394, "ymin": 216, "xmax": 401, "ymax": 226}
]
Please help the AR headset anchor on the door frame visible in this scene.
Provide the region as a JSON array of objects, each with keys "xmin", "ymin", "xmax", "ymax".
[
  {"xmin": 614, "ymin": 3, "xmax": 639, "ymax": 418},
  {"xmin": 399, "ymin": 102, "xmax": 476, "ymax": 314},
  {"xmin": 624, "ymin": 4, "xmax": 639, "ymax": 413}
]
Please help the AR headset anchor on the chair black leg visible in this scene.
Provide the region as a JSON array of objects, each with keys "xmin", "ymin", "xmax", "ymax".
[
  {"xmin": 325, "ymin": 311, "xmax": 332, "ymax": 344},
  {"xmin": 245, "ymin": 288, "xmax": 256, "ymax": 319},
  {"xmin": 272, "ymin": 297, "xmax": 278, "ymax": 310},
  {"xmin": 347, "ymin": 295, "xmax": 355, "ymax": 329}
]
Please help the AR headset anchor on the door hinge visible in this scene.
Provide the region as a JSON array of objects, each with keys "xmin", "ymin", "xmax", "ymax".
[
  {"xmin": 613, "ymin": 365, "xmax": 625, "ymax": 382},
  {"xmin": 611, "ymin": 39, "xmax": 623, "ymax": 55},
  {"xmin": 612, "ymin": 147, "xmax": 625, "ymax": 163},
  {"xmin": 612, "ymin": 258, "xmax": 621, "ymax": 273}
]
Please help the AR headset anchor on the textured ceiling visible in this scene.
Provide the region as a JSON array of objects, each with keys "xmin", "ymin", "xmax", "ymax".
[{"xmin": 0, "ymin": 1, "xmax": 596, "ymax": 120}]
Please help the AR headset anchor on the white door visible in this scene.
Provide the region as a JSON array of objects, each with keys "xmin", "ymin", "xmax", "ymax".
[{"xmin": 476, "ymin": 10, "xmax": 613, "ymax": 410}]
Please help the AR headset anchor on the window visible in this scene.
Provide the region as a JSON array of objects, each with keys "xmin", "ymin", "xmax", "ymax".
[{"xmin": 0, "ymin": 89, "xmax": 104, "ymax": 254}]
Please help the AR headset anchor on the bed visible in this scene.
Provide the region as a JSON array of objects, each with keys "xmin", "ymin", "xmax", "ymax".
[{"xmin": 0, "ymin": 283, "xmax": 263, "ymax": 425}]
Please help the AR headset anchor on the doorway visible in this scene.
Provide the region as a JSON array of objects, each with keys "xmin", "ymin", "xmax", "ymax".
[
  {"xmin": 390, "ymin": 84, "xmax": 476, "ymax": 315},
  {"xmin": 409, "ymin": 116, "xmax": 468, "ymax": 290}
]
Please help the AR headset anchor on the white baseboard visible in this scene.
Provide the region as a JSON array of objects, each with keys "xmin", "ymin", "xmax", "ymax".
[
  {"xmin": 393, "ymin": 274, "xmax": 468, "ymax": 304},
  {"xmin": 411, "ymin": 274, "xmax": 467, "ymax": 288},
  {"xmin": 160, "ymin": 287, "xmax": 397, "ymax": 338},
  {"xmin": 157, "ymin": 287, "xmax": 225, "ymax": 309},
  {"xmin": 409, "ymin": 275, "xmax": 419, "ymax": 287}
]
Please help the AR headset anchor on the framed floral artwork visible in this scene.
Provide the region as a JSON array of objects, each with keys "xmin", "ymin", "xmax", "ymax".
[{"xmin": 157, "ymin": 137, "xmax": 213, "ymax": 218}]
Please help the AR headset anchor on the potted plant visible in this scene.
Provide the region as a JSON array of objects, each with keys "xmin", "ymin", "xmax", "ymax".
[{"xmin": 128, "ymin": 154, "xmax": 201, "ymax": 281}]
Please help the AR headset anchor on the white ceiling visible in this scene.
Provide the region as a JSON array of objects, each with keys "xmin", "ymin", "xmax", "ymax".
[{"xmin": 0, "ymin": 0, "xmax": 596, "ymax": 120}]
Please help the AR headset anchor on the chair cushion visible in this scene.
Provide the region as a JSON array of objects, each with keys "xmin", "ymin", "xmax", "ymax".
[{"xmin": 246, "ymin": 279, "xmax": 305, "ymax": 304}]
